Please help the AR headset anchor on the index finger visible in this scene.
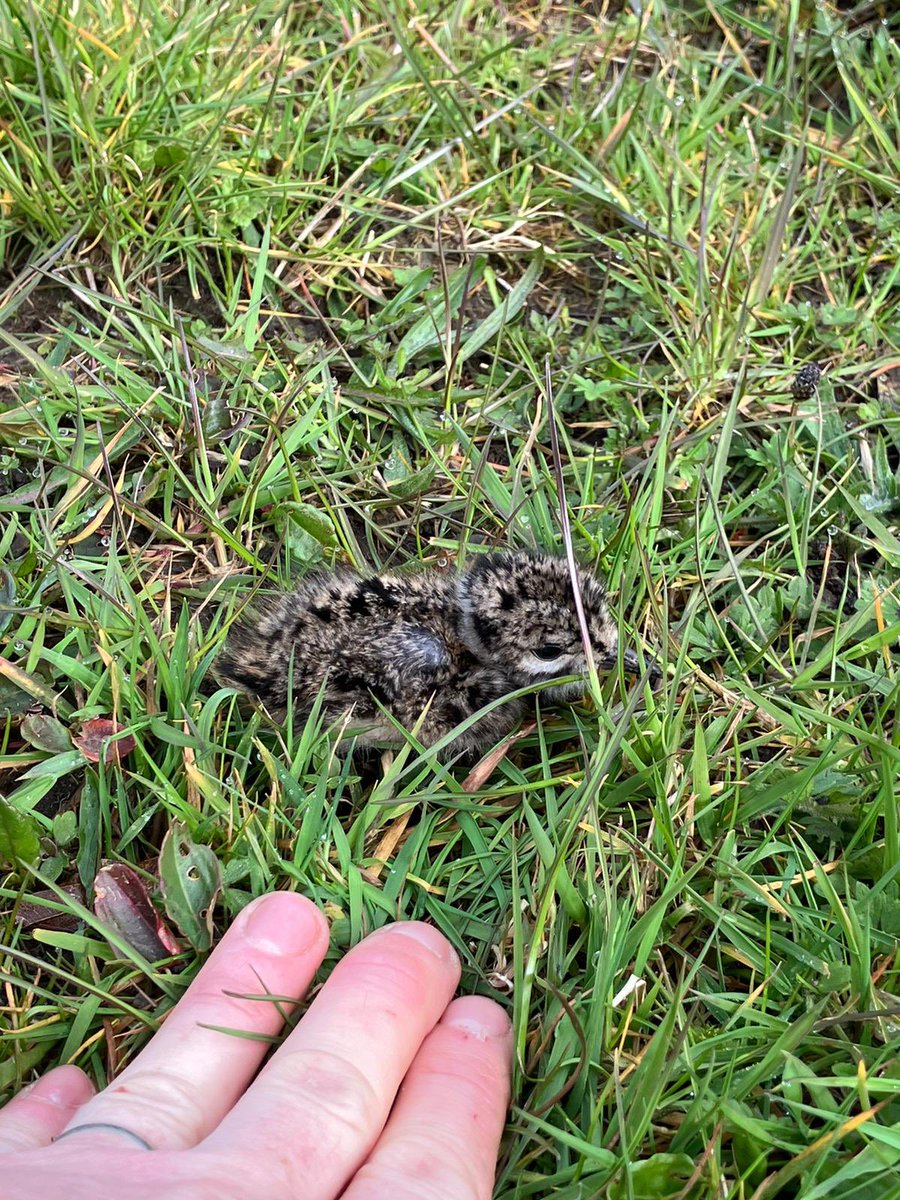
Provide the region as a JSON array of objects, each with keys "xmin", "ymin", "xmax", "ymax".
[{"xmin": 55, "ymin": 892, "xmax": 329, "ymax": 1151}]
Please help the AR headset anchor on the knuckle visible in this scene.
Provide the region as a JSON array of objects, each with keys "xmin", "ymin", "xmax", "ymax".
[
  {"xmin": 272, "ymin": 1047, "xmax": 382, "ymax": 1143},
  {"xmin": 94, "ymin": 1066, "xmax": 209, "ymax": 1146},
  {"xmin": 412, "ymin": 1038, "xmax": 510, "ymax": 1102},
  {"xmin": 355, "ymin": 1140, "xmax": 491, "ymax": 1200},
  {"xmin": 337, "ymin": 951, "xmax": 433, "ymax": 1010}
]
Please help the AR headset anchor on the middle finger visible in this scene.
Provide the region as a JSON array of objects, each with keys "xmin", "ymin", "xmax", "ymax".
[{"xmin": 198, "ymin": 921, "xmax": 461, "ymax": 1200}]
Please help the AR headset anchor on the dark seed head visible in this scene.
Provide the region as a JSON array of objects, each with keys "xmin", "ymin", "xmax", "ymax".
[{"xmin": 792, "ymin": 362, "xmax": 822, "ymax": 400}]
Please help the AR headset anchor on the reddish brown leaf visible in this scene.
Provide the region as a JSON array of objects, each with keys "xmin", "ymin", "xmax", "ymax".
[
  {"xmin": 93, "ymin": 863, "xmax": 181, "ymax": 960},
  {"xmin": 461, "ymin": 722, "xmax": 537, "ymax": 793},
  {"xmin": 14, "ymin": 883, "xmax": 84, "ymax": 933},
  {"xmin": 73, "ymin": 719, "xmax": 136, "ymax": 764}
]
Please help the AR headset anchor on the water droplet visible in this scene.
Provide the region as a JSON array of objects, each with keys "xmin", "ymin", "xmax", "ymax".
[{"xmin": 673, "ymin": 96, "xmax": 684, "ymax": 107}]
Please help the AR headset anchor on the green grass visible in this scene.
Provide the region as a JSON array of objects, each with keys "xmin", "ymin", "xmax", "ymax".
[{"xmin": 1, "ymin": 0, "xmax": 900, "ymax": 1195}]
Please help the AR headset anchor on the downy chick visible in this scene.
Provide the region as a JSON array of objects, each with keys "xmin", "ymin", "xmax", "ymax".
[{"xmin": 217, "ymin": 551, "xmax": 646, "ymax": 752}]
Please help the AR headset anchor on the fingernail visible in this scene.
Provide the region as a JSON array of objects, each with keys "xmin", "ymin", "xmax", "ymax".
[
  {"xmin": 240, "ymin": 893, "xmax": 325, "ymax": 955},
  {"xmin": 444, "ymin": 996, "xmax": 511, "ymax": 1040},
  {"xmin": 33, "ymin": 1084, "xmax": 77, "ymax": 1109},
  {"xmin": 369, "ymin": 921, "xmax": 458, "ymax": 965}
]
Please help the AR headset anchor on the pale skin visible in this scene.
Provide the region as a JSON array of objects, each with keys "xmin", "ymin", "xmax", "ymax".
[{"xmin": 0, "ymin": 893, "xmax": 512, "ymax": 1199}]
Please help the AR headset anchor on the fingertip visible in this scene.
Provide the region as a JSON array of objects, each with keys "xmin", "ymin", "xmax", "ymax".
[
  {"xmin": 368, "ymin": 920, "xmax": 460, "ymax": 967},
  {"xmin": 442, "ymin": 995, "xmax": 512, "ymax": 1043},
  {"xmin": 235, "ymin": 891, "xmax": 330, "ymax": 957},
  {"xmin": 0, "ymin": 1065, "xmax": 95, "ymax": 1152},
  {"xmin": 35, "ymin": 1065, "xmax": 96, "ymax": 1108}
]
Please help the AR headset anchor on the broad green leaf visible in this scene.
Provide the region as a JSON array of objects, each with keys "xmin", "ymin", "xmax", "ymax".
[
  {"xmin": 52, "ymin": 809, "xmax": 78, "ymax": 847},
  {"xmin": 389, "ymin": 258, "xmax": 487, "ymax": 374},
  {"xmin": 0, "ymin": 676, "xmax": 32, "ymax": 717},
  {"xmin": 608, "ymin": 1154, "xmax": 700, "ymax": 1200},
  {"xmin": 453, "ymin": 247, "xmax": 545, "ymax": 368},
  {"xmin": 276, "ymin": 501, "xmax": 337, "ymax": 546},
  {"xmin": 840, "ymin": 483, "xmax": 900, "ymax": 567},
  {"xmin": 20, "ymin": 713, "xmax": 72, "ymax": 755},
  {"xmin": 801, "ymin": 1141, "xmax": 900, "ymax": 1200},
  {"xmin": 193, "ymin": 335, "xmax": 254, "ymax": 362},
  {"xmin": 0, "ymin": 657, "xmax": 73, "ymax": 716},
  {"xmin": 76, "ymin": 775, "xmax": 100, "ymax": 892},
  {"xmin": 0, "ymin": 1045, "xmax": 47, "ymax": 1091},
  {"xmin": 0, "ymin": 794, "xmax": 41, "ymax": 867},
  {"xmin": 159, "ymin": 822, "xmax": 222, "ymax": 951}
]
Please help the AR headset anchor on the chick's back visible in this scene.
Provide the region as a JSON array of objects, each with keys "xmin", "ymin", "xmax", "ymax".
[{"xmin": 217, "ymin": 568, "xmax": 474, "ymax": 729}]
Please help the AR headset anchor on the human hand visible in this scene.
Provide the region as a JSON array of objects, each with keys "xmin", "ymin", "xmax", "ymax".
[{"xmin": 0, "ymin": 894, "xmax": 511, "ymax": 1199}]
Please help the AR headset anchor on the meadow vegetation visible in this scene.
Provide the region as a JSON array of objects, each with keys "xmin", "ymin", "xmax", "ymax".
[{"xmin": 1, "ymin": 1, "xmax": 899, "ymax": 1196}]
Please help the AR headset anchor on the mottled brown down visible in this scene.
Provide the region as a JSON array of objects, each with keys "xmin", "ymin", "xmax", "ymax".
[{"xmin": 217, "ymin": 551, "xmax": 624, "ymax": 752}]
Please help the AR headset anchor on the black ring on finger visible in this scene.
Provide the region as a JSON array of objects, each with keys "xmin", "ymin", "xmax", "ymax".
[{"xmin": 53, "ymin": 1122, "xmax": 153, "ymax": 1151}]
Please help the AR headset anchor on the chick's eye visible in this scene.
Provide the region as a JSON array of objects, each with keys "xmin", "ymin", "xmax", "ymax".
[{"xmin": 533, "ymin": 644, "xmax": 565, "ymax": 661}]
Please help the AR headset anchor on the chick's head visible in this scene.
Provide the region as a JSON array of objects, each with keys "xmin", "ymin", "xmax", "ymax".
[{"xmin": 457, "ymin": 551, "xmax": 618, "ymax": 697}]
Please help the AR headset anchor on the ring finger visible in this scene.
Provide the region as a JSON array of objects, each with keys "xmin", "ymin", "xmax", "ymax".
[{"xmin": 344, "ymin": 995, "xmax": 512, "ymax": 1200}]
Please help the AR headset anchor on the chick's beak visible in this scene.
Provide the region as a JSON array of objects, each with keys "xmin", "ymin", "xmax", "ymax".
[
  {"xmin": 603, "ymin": 647, "xmax": 662, "ymax": 682},
  {"xmin": 621, "ymin": 648, "xmax": 642, "ymax": 674}
]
